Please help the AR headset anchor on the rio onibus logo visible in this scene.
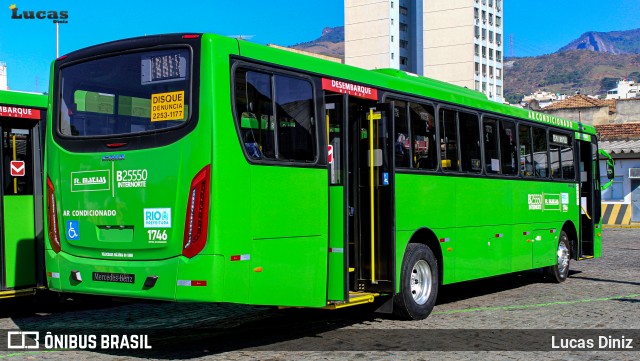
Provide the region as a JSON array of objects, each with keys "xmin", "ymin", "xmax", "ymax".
[{"xmin": 9, "ymin": 4, "xmax": 68, "ymax": 23}]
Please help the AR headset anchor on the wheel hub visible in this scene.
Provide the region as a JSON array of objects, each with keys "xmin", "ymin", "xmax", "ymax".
[
  {"xmin": 557, "ymin": 240, "xmax": 570, "ymax": 275},
  {"xmin": 410, "ymin": 259, "xmax": 432, "ymax": 305}
]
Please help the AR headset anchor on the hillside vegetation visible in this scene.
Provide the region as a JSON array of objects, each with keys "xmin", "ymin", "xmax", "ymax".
[
  {"xmin": 290, "ymin": 27, "xmax": 344, "ymax": 58},
  {"xmin": 559, "ymin": 29, "xmax": 640, "ymax": 54},
  {"xmin": 504, "ymin": 50, "xmax": 640, "ymax": 103},
  {"xmin": 288, "ymin": 27, "xmax": 640, "ymax": 103}
]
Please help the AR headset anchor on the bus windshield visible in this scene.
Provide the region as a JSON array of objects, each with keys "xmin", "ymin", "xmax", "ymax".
[{"xmin": 58, "ymin": 48, "xmax": 191, "ymax": 137}]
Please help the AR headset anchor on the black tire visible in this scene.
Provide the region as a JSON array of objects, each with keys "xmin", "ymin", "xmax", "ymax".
[
  {"xmin": 544, "ymin": 230, "xmax": 571, "ymax": 283},
  {"xmin": 393, "ymin": 243, "xmax": 439, "ymax": 320}
]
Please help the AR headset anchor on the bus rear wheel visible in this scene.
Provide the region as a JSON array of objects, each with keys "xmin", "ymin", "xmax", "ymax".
[
  {"xmin": 545, "ymin": 230, "xmax": 571, "ymax": 283},
  {"xmin": 393, "ymin": 243, "xmax": 439, "ymax": 320}
]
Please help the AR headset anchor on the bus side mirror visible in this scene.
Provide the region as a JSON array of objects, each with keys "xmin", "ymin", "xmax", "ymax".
[
  {"xmin": 607, "ymin": 162, "xmax": 615, "ymax": 180},
  {"xmin": 598, "ymin": 149, "xmax": 615, "ymax": 190}
]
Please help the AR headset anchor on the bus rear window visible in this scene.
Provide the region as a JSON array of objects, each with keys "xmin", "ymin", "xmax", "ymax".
[{"xmin": 59, "ymin": 49, "xmax": 191, "ymax": 137}]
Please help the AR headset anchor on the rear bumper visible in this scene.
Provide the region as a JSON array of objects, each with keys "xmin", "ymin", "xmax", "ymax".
[{"xmin": 45, "ymin": 250, "xmax": 224, "ymax": 301}]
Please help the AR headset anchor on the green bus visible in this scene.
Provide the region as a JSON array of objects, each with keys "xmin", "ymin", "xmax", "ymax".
[
  {"xmin": 45, "ymin": 34, "xmax": 612, "ymax": 319},
  {"xmin": 0, "ymin": 90, "xmax": 47, "ymax": 299}
]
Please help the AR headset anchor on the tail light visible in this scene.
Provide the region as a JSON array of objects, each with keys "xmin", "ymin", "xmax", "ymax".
[
  {"xmin": 46, "ymin": 176, "xmax": 61, "ymax": 253},
  {"xmin": 183, "ymin": 165, "xmax": 211, "ymax": 258}
]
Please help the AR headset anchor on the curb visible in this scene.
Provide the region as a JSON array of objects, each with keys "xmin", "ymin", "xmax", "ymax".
[{"xmin": 602, "ymin": 224, "xmax": 640, "ymax": 229}]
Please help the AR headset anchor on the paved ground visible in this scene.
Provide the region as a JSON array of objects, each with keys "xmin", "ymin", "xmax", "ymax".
[{"xmin": 0, "ymin": 227, "xmax": 638, "ymax": 360}]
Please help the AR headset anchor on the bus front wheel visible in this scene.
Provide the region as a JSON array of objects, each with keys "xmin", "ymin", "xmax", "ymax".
[
  {"xmin": 545, "ymin": 231, "xmax": 571, "ymax": 283},
  {"xmin": 393, "ymin": 243, "xmax": 439, "ymax": 320}
]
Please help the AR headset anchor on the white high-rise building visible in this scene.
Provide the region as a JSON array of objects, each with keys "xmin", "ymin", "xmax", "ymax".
[
  {"xmin": 0, "ymin": 62, "xmax": 7, "ymax": 90},
  {"xmin": 345, "ymin": 0, "xmax": 504, "ymax": 103}
]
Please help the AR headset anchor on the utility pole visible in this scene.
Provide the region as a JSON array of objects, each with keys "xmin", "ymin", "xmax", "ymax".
[{"xmin": 56, "ymin": 22, "xmax": 59, "ymax": 58}]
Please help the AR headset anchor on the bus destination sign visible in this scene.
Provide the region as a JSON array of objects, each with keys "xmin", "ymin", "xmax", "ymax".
[
  {"xmin": 322, "ymin": 78, "xmax": 378, "ymax": 100},
  {"xmin": 551, "ymin": 133, "xmax": 570, "ymax": 145},
  {"xmin": 0, "ymin": 106, "xmax": 41, "ymax": 120}
]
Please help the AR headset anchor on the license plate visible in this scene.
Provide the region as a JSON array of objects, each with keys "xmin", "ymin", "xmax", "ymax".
[{"xmin": 92, "ymin": 272, "xmax": 135, "ymax": 284}]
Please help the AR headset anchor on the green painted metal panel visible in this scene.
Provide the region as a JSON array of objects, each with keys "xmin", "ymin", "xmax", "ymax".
[
  {"xmin": 0, "ymin": 90, "xmax": 47, "ymax": 108},
  {"xmin": 2, "ymin": 196, "xmax": 36, "ymax": 288},
  {"xmin": 328, "ymin": 186, "xmax": 345, "ymax": 301},
  {"xmin": 395, "ymin": 174, "xmax": 580, "ymax": 284},
  {"xmin": 532, "ymin": 227, "xmax": 558, "ymax": 269},
  {"xmin": 246, "ymin": 166, "xmax": 328, "ymax": 307},
  {"xmin": 53, "ymin": 135, "xmax": 210, "ymax": 261}
]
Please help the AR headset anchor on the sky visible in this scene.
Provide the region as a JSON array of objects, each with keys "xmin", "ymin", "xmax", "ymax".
[{"xmin": 1, "ymin": 0, "xmax": 639, "ymax": 93}]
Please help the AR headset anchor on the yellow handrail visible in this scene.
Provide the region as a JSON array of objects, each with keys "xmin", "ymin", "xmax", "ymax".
[{"xmin": 369, "ymin": 108, "xmax": 376, "ymax": 284}]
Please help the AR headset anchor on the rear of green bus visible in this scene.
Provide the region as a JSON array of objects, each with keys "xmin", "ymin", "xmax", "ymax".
[{"xmin": 45, "ymin": 34, "xmax": 225, "ymax": 301}]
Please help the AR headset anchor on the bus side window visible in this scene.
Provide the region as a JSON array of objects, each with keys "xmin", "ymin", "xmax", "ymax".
[
  {"xmin": 410, "ymin": 103, "xmax": 436, "ymax": 170},
  {"xmin": 483, "ymin": 118, "xmax": 499, "ymax": 174},
  {"xmin": 550, "ymin": 142, "xmax": 562, "ymax": 179},
  {"xmin": 500, "ymin": 119, "xmax": 518, "ymax": 176},
  {"xmin": 240, "ymin": 112, "xmax": 262, "ymax": 159},
  {"xmin": 274, "ymin": 75, "xmax": 315, "ymax": 162},
  {"xmin": 439, "ymin": 108, "xmax": 459, "ymax": 171},
  {"xmin": 519, "ymin": 125, "xmax": 534, "ymax": 177},
  {"xmin": 459, "ymin": 111, "xmax": 481, "ymax": 173},
  {"xmin": 235, "ymin": 69, "xmax": 275, "ymax": 159},
  {"xmin": 532, "ymin": 127, "xmax": 548, "ymax": 178},
  {"xmin": 393, "ymin": 101, "xmax": 410, "ymax": 168},
  {"xmin": 561, "ymin": 143, "xmax": 575, "ymax": 180}
]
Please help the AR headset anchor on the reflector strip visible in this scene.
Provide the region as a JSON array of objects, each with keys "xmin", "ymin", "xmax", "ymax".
[
  {"xmin": 47, "ymin": 272, "xmax": 60, "ymax": 279},
  {"xmin": 550, "ymin": 229, "xmax": 557, "ymax": 233},
  {"xmin": 523, "ymin": 231, "xmax": 530, "ymax": 236},
  {"xmin": 439, "ymin": 238, "xmax": 450, "ymax": 243},
  {"xmin": 230, "ymin": 254, "xmax": 250, "ymax": 261},
  {"xmin": 495, "ymin": 234, "xmax": 504, "ymax": 238},
  {"xmin": 177, "ymin": 280, "xmax": 207, "ymax": 286},
  {"xmin": 329, "ymin": 248, "xmax": 344, "ymax": 253}
]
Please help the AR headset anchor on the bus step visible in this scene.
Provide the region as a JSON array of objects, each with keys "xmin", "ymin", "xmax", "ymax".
[
  {"xmin": 0, "ymin": 287, "xmax": 39, "ymax": 299},
  {"xmin": 348, "ymin": 267, "xmax": 355, "ymax": 272},
  {"xmin": 324, "ymin": 291, "xmax": 379, "ymax": 310},
  {"xmin": 578, "ymin": 256, "xmax": 595, "ymax": 260}
]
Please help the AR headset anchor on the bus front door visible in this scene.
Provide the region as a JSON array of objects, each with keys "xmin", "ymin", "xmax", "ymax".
[{"xmin": 0, "ymin": 118, "xmax": 45, "ymax": 296}]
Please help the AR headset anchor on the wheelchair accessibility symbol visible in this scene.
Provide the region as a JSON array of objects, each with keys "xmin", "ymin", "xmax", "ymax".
[{"xmin": 66, "ymin": 220, "xmax": 79, "ymax": 240}]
